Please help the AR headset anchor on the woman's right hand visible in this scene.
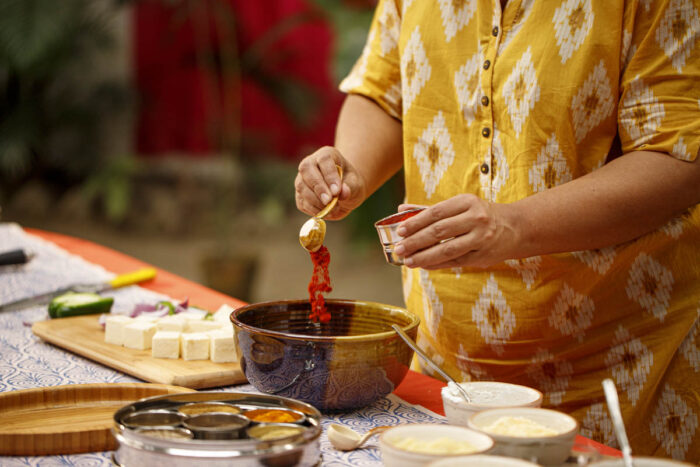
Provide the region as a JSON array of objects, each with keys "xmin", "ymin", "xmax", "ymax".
[{"xmin": 295, "ymin": 146, "xmax": 366, "ymax": 220}]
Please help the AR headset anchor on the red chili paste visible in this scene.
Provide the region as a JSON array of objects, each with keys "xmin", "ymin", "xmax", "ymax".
[{"xmin": 308, "ymin": 245, "xmax": 332, "ymax": 323}]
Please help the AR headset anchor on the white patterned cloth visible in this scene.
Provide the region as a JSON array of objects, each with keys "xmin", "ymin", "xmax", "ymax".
[{"xmin": 0, "ymin": 224, "xmax": 445, "ymax": 466}]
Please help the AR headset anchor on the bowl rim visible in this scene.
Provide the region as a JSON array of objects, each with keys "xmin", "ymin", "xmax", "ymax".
[
  {"xmin": 379, "ymin": 423, "xmax": 495, "ymax": 457},
  {"xmin": 427, "ymin": 454, "xmax": 542, "ymax": 466},
  {"xmin": 467, "ymin": 407, "xmax": 579, "ymax": 441},
  {"xmin": 441, "ymin": 381, "xmax": 544, "ymax": 409},
  {"xmin": 230, "ymin": 298, "xmax": 420, "ymax": 342},
  {"xmin": 374, "ymin": 207, "xmax": 425, "ymax": 228},
  {"xmin": 587, "ymin": 457, "xmax": 695, "ymax": 467}
]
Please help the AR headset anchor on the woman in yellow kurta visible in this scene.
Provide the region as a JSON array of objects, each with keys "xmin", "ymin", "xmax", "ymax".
[{"xmin": 294, "ymin": 0, "xmax": 700, "ymax": 461}]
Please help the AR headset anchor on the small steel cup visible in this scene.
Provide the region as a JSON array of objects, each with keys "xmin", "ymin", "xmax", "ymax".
[
  {"xmin": 177, "ymin": 402, "xmax": 242, "ymax": 416},
  {"xmin": 122, "ymin": 410, "xmax": 185, "ymax": 429},
  {"xmin": 134, "ymin": 426, "xmax": 194, "ymax": 440},
  {"xmin": 247, "ymin": 423, "xmax": 307, "ymax": 441},
  {"xmin": 374, "ymin": 208, "xmax": 425, "ymax": 265},
  {"xmin": 183, "ymin": 413, "xmax": 250, "ymax": 440}
]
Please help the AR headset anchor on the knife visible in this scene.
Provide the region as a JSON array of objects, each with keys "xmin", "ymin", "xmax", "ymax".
[{"xmin": 0, "ymin": 267, "xmax": 157, "ymax": 313}]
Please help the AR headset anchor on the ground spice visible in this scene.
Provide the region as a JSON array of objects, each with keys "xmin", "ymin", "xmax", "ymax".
[
  {"xmin": 244, "ymin": 409, "xmax": 300, "ymax": 423},
  {"xmin": 308, "ymin": 245, "xmax": 332, "ymax": 323}
]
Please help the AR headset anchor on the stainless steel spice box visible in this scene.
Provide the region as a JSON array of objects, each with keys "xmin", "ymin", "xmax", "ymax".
[{"xmin": 112, "ymin": 392, "xmax": 322, "ymax": 466}]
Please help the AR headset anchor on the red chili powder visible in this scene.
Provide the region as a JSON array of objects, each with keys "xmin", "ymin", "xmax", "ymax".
[{"xmin": 308, "ymin": 245, "xmax": 332, "ymax": 323}]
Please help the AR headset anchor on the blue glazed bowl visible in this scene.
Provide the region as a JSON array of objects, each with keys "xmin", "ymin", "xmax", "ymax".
[{"xmin": 230, "ymin": 299, "xmax": 419, "ymax": 411}]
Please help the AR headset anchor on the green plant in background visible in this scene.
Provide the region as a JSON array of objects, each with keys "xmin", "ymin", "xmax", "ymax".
[
  {"xmin": 0, "ymin": 0, "xmax": 129, "ymax": 206},
  {"xmin": 81, "ymin": 154, "xmax": 138, "ymax": 224},
  {"xmin": 311, "ymin": 0, "xmax": 376, "ymax": 83}
]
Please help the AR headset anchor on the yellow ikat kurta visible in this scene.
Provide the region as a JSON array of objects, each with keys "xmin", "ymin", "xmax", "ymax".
[{"xmin": 340, "ymin": 0, "xmax": 700, "ymax": 462}]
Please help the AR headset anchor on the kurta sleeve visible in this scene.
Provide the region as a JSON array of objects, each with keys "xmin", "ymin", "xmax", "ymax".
[
  {"xmin": 338, "ymin": 0, "xmax": 403, "ymax": 120},
  {"xmin": 618, "ymin": 0, "xmax": 700, "ymax": 161}
]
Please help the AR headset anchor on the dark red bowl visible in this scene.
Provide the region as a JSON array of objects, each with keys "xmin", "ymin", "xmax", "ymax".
[{"xmin": 230, "ymin": 299, "xmax": 419, "ymax": 411}]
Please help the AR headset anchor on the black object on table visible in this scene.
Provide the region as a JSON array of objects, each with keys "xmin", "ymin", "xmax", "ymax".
[{"xmin": 0, "ymin": 249, "xmax": 34, "ymax": 267}]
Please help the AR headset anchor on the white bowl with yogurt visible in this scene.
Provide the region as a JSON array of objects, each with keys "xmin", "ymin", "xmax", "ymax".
[
  {"xmin": 379, "ymin": 423, "xmax": 494, "ymax": 467},
  {"xmin": 467, "ymin": 407, "xmax": 578, "ymax": 466},
  {"xmin": 441, "ymin": 381, "xmax": 543, "ymax": 427}
]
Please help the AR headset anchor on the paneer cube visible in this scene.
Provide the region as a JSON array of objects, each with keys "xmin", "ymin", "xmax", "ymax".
[
  {"xmin": 186, "ymin": 319, "xmax": 225, "ymax": 333},
  {"xmin": 209, "ymin": 328, "xmax": 237, "ymax": 363},
  {"xmin": 156, "ymin": 315, "xmax": 186, "ymax": 332},
  {"xmin": 104, "ymin": 315, "xmax": 133, "ymax": 346},
  {"xmin": 180, "ymin": 332, "xmax": 210, "ymax": 360},
  {"xmin": 152, "ymin": 331, "xmax": 181, "ymax": 359},
  {"xmin": 123, "ymin": 321, "xmax": 157, "ymax": 350}
]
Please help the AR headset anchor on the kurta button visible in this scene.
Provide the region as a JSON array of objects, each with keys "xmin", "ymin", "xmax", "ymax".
[
  {"xmin": 492, "ymin": 26, "xmax": 499, "ymax": 37},
  {"xmin": 480, "ymin": 163, "xmax": 490, "ymax": 174},
  {"xmin": 483, "ymin": 60, "xmax": 491, "ymax": 70},
  {"xmin": 481, "ymin": 96, "xmax": 489, "ymax": 106},
  {"xmin": 482, "ymin": 127, "xmax": 491, "ymax": 138}
]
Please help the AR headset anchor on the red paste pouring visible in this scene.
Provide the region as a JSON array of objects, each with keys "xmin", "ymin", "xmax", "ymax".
[{"xmin": 308, "ymin": 245, "xmax": 332, "ymax": 323}]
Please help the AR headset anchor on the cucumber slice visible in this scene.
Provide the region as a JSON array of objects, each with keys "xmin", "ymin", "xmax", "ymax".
[{"xmin": 48, "ymin": 292, "xmax": 114, "ymax": 318}]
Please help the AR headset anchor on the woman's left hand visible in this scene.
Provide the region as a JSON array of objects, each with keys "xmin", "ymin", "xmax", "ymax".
[{"xmin": 393, "ymin": 194, "xmax": 518, "ymax": 269}]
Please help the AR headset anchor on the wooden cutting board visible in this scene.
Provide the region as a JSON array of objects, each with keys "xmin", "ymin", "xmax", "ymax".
[
  {"xmin": 0, "ymin": 382, "xmax": 194, "ymax": 455},
  {"xmin": 32, "ymin": 315, "xmax": 247, "ymax": 389}
]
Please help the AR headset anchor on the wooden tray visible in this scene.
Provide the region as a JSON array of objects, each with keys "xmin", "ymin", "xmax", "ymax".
[
  {"xmin": 32, "ymin": 315, "xmax": 247, "ymax": 389},
  {"xmin": 0, "ymin": 382, "xmax": 194, "ymax": 455}
]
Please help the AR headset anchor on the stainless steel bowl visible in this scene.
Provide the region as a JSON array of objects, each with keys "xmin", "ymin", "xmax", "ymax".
[
  {"xmin": 112, "ymin": 392, "xmax": 322, "ymax": 466},
  {"xmin": 374, "ymin": 208, "xmax": 425, "ymax": 265},
  {"xmin": 122, "ymin": 410, "xmax": 184, "ymax": 429},
  {"xmin": 183, "ymin": 413, "xmax": 250, "ymax": 440}
]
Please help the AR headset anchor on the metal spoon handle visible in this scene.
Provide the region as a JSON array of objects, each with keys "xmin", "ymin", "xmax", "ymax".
[
  {"xmin": 391, "ymin": 324, "xmax": 471, "ymax": 403},
  {"xmin": 315, "ymin": 165, "xmax": 343, "ymax": 220},
  {"xmin": 315, "ymin": 198, "xmax": 338, "ymax": 220},
  {"xmin": 602, "ymin": 378, "xmax": 634, "ymax": 467}
]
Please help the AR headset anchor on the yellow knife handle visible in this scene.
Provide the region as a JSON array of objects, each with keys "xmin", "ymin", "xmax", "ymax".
[{"xmin": 109, "ymin": 268, "xmax": 157, "ymax": 289}]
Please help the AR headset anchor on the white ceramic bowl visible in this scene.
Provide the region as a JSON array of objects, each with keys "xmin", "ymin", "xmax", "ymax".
[
  {"xmin": 379, "ymin": 423, "xmax": 494, "ymax": 467},
  {"xmin": 428, "ymin": 454, "xmax": 541, "ymax": 466},
  {"xmin": 441, "ymin": 381, "xmax": 543, "ymax": 427},
  {"xmin": 467, "ymin": 407, "xmax": 578, "ymax": 466},
  {"xmin": 590, "ymin": 458, "xmax": 695, "ymax": 467}
]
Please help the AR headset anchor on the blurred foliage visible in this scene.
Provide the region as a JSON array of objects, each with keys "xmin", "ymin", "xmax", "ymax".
[
  {"xmin": 0, "ymin": 0, "xmax": 130, "ymax": 207},
  {"xmin": 0, "ymin": 0, "xmax": 400, "ymax": 242},
  {"xmin": 247, "ymin": 159, "xmax": 300, "ymax": 226},
  {"xmin": 311, "ymin": 0, "xmax": 375, "ymax": 82},
  {"xmin": 344, "ymin": 171, "xmax": 405, "ymax": 248},
  {"xmin": 81, "ymin": 154, "xmax": 139, "ymax": 223},
  {"xmin": 237, "ymin": 7, "xmax": 323, "ymax": 130}
]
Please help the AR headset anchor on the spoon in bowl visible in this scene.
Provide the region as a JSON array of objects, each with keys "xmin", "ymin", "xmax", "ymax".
[
  {"xmin": 602, "ymin": 378, "xmax": 635, "ymax": 467},
  {"xmin": 391, "ymin": 324, "xmax": 471, "ymax": 403},
  {"xmin": 299, "ymin": 165, "xmax": 343, "ymax": 252},
  {"xmin": 327, "ymin": 424, "xmax": 391, "ymax": 451}
]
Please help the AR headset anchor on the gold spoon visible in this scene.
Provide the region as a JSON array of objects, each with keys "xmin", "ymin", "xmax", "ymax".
[
  {"xmin": 299, "ymin": 166, "xmax": 343, "ymax": 252},
  {"xmin": 327, "ymin": 424, "xmax": 391, "ymax": 451}
]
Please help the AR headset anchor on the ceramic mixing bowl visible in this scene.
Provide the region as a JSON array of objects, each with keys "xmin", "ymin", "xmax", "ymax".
[{"xmin": 230, "ymin": 299, "xmax": 419, "ymax": 411}]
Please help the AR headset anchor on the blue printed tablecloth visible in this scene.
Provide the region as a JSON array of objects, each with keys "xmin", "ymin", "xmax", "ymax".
[{"xmin": 0, "ymin": 223, "xmax": 445, "ymax": 466}]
